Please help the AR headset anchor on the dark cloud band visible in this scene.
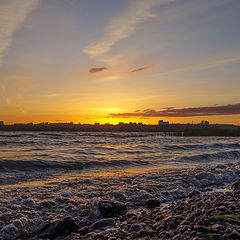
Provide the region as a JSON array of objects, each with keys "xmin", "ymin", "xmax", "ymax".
[{"xmin": 109, "ymin": 104, "xmax": 240, "ymax": 118}]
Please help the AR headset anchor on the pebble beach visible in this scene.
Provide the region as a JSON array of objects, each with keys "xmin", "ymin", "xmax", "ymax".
[{"xmin": 0, "ymin": 163, "xmax": 240, "ymax": 239}]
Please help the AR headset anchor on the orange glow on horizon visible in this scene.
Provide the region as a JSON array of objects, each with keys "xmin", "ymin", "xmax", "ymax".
[{"xmin": 3, "ymin": 115, "xmax": 239, "ymax": 126}]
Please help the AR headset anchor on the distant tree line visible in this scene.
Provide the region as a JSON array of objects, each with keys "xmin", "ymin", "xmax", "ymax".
[{"xmin": 183, "ymin": 126, "xmax": 240, "ymax": 137}]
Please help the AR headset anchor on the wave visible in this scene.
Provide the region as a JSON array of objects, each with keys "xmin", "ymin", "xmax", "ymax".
[
  {"xmin": 74, "ymin": 132, "xmax": 160, "ymax": 139},
  {"xmin": 0, "ymin": 133, "xmax": 38, "ymax": 138},
  {"xmin": 0, "ymin": 140, "xmax": 38, "ymax": 145},
  {"xmin": 0, "ymin": 134, "xmax": 23, "ymax": 138},
  {"xmin": 0, "ymin": 158, "xmax": 153, "ymax": 172},
  {"xmin": 212, "ymin": 143, "xmax": 240, "ymax": 148},
  {"xmin": 134, "ymin": 145, "xmax": 153, "ymax": 150},
  {"xmin": 40, "ymin": 133, "xmax": 63, "ymax": 137},
  {"xmin": 163, "ymin": 145, "xmax": 187, "ymax": 151},
  {"xmin": 178, "ymin": 150, "xmax": 240, "ymax": 162},
  {"xmin": 164, "ymin": 143, "xmax": 240, "ymax": 151}
]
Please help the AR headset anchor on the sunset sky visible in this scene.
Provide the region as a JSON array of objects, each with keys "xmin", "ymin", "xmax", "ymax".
[{"xmin": 1, "ymin": 0, "xmax": 240, "ymax": 125}]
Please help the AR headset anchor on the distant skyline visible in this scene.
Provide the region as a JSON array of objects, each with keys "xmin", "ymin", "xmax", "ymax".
[
  {"xmin": 1, "ymin": 119, "xmax": 239, "ymax": 126},
  {"xmin": 1, "ymin": 0, "xmax": 240, "ymax": 125}
]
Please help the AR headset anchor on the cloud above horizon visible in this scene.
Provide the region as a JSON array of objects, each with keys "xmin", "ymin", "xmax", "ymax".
[
  {"xmin": 109, "ymin": 104, "xmax": 240, "ymax": 118},
  {"xmin": 83, "ymin": 0, "xmax": 173, "ymax": 58},
  {"xmin": 130, "ymin": 64, "xmax": 155, "ymax": 73},
  {"xmin": 89, "ymin": 67, "xmax": 108, "ymax": 73},
  {"xmin": 0, "ymin": 0, "xmax": 39, "ymax": 66}
]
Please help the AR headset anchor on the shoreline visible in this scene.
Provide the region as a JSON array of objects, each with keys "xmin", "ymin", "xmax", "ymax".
[{"xmin": 0, "ymin": 162, "xmax": 240, "ymax": 239}]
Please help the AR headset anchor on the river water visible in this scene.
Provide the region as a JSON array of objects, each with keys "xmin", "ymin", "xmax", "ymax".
[{"xmin": 0, "ymin": 132, "xmax": 240, "ymax": 186}]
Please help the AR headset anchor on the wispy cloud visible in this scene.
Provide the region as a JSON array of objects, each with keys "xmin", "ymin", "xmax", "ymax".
[
  {"xmin": 102, "ymin": 75, "xmax": 122, "ymax": 82},
  {"xmin": 130, "ymin": 64, "xmax": 155, "ymax": 73},
  {"xmin": 160, "ymin": 56, "xmax": 240, "ymax": 76},
  {"xmin": 0, "ymin": 0, "xmax": 39, "ymax": 66},
  {"xmin": 44, "ymin": 93, "xmax": 62, "ymax": 97},
  {"xmin": 83, "ymin": 0, "xmax": 173, "ymax": 58},
  {"xmin": 109, "ymin": 104, "xmax": 240, "ymax": 118},
  {"xmin": 89, "ymin": 67, "xmax": 108, "ymax": 73}
]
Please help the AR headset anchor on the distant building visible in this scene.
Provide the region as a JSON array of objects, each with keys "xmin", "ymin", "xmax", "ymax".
[
  {"xmin": 0, "ymin": 121, "xmax": 4, "ymax": 126},
  {"xmin": 39, "ymin": 122, "xmax": 48, "ymax": 125},
  {"xmin": 158, "ymin": 120, "xmax": 169, "ymax": 125},
  {"xmin": 201, "ymin": 120, "xmax": 210, "ymax": 125}
]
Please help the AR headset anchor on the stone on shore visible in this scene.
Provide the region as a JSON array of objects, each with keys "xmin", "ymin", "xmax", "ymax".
[
  {"xmin": 0, "ymin": 224, "xmax": 19, "ymax": 240},
  {"xmin": 231, "ymin": 178, "xmax": 240, "ymax": 192},
  {"xmin": 90, "ymin": 218, "xmax": 115, "ymax": 231},
  {"xmin": 38, "ymin": 217, "xmax": 78, "ymax": 239},
  {"xmin": 98, "ymin": 201, "xmax": 126, "ymax": 218},
  {"xmin": 145, "ymin": 199, "xmax": 160, "ymax": 209},
  {"xmin": 188, "ymin": 189, "xmax": 201, "ymax": 197}
]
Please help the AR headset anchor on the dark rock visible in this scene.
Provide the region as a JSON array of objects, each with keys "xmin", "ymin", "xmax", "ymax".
[
  {"xmin": 39, "ymin": 200, "xmax": 56, "ymax": 208},
  {"xmin": 212, "ymin": 224, "xmax": 225, "ymax": 233},
  {"xmin": 194, "ymin": 225, "xmax": 211, "ymax": 233},
  {"xmin": 112, "ymin": 201, "xmax": 127, "ymax": 215},
  {"xmin": 206, "ymin": 233, "xmax": 218, "ymax": 240},
  {"xmin": 22, "ymin": 199, "xmax": 35, "ymax": 207},
  {"xmin": 190, "ymin": 231, "xmax": 196, "ymax": 237},
  {"xmin": 145, "ymin": 199, "xmax": 160, "ymax": 209},
  {"xmin": 163, "ymin": 216, "xmax": 176, "ymax": 227},
  {"xmin": 98, "ymin": 202, "xmax": 114, "ymax": 218},
  {"xmin": 78, "ymin": 226, "xmax": 89, "ymax": 235},
  {"xmin": 90, "ymin": 218, "xmax": 115, "ymax": 231},
  {"xmin": 138, "ymin": 229, "xmax": 156, "ymax": 237},
  {"xmin": 130, "ymin": 223, "xmax": 141, "ymax": 232},
  {"xmin": 188, "ymin": 190, "xmax": 201, "ymax": 198},
  {"xmin": 0, "ymin": 224, "xmax": 19, "ymax": 240},
  {"xmin": 98, "ymin": 201, "xmax": 126, "ymax": 218},
  {"xmin": 38, "ymin": 217, "xmax": 78, "ymax": 239},
  {"xmin": 130, "ymin": 231, "xmax": 139, "ymax": 238},
  {"xmin": 227, "ymin": 230, "xmax": 240, "ymax": 239},
  {"xmin": 232, "ymin": 179, "xmax": 240, "ymax": 192}
]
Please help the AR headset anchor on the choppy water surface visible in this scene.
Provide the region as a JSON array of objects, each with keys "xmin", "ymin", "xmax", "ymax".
[{"xmin": 0, "ymin": 132, "xmax": 240, "ymax": 184}]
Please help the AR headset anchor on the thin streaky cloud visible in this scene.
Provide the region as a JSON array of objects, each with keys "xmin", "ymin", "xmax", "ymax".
[
  {"xmin": 44, "ymin": 93, "xmax": 62, "ymax": 97},
  {"xmin": 155, "ymin": 0, "xmax": 231, "ymax": 24},
  {"xmin": 0, "ymin": 0, "xmax": 39, "ymax": 66},
  {"xmin": 130, "ymin": 64, "xmax": 155, "ymax": 73},
  {"xmin": 160, "ymin": 56, "xmax": 240, "ymax": 76},
  {"xmin": 109, "ymin": 104, "xmax": 240, "ymax": 118},
  {"xmin": 83, "ymin": 0, "xmax": 174, "ymax": 57},
  {"xmin": 89, "ymin": 67, "xmax": 108, "ymax": 73}
]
